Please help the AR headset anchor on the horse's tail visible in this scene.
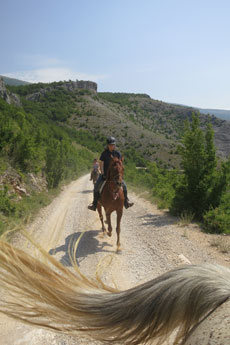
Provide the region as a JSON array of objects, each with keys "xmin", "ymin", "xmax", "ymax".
[{"xmin": 0, "ymin": 239, "xmax": 230, "ymax": 345}]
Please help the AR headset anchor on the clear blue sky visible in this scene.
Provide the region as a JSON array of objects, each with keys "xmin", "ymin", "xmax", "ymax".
[{"xmin": 1, "ymin": 0, "xmax": 230, "ymax": 109}]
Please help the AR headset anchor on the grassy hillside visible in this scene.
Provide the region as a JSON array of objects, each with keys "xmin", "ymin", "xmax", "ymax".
[{"xmin": 7, "ymin": 81, "xmax": 230, "ymax": 168}]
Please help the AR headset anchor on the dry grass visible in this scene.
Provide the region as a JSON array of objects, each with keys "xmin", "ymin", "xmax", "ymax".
[
  {"xmin": 210, "ymin": 236, "xmax": 230, "ymax": 254},
  {"xmin": 178, "ymin": 211, "xmax": 194, "ymax": 227}
]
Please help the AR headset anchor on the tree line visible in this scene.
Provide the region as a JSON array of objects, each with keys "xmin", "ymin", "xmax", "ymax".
[{"xmin": 124, "ymin": 113, "xmax": 230, "ymax": 234}]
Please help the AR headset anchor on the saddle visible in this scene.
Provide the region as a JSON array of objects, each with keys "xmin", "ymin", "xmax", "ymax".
[{"xmin": 99, "ymin": 180, "xmax": 106, "ymax": 194}]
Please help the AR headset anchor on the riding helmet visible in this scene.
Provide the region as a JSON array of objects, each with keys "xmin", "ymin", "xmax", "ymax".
[{"xmin": 106, "ymin": 136, "xmax": 116, "ymax": 145}]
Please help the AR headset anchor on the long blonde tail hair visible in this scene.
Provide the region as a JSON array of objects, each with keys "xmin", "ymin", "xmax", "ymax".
[{"xmin": 0, "ymin": 239, "xmax": 230, "ymax": 345}]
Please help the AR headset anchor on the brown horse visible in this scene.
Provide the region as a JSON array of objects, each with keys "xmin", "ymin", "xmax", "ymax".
[
  {"xmin": 91, "ymin": 169, "xmax": 99, "ymax": 186},
  {"xmin": 97, "ymin": 156, "xmax": 124, "ymax": 251}
]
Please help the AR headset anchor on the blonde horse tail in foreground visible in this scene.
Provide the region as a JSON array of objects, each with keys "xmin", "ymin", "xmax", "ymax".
[{"xmin": 0, "ymin": 239, "xmax": 230, "ymax": 345}]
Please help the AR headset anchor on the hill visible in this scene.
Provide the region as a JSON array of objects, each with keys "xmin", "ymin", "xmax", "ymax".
[
  {"xmin": 0, "ymin": 75, "xmax": 30, "ymax": 86},
  {"xmin": 7, "ymin": 80, "xmax": 230, "ymax": 168}
]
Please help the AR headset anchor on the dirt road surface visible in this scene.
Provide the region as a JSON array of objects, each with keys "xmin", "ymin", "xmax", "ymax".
[{"xmin": 0, "ymin": 174, "xmax": 230, "ymax": 345}]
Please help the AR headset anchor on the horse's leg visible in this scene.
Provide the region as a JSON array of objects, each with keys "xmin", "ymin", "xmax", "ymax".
[
  {"xmin": 106, "ymin": 212, "xmax": 112, "ymax": 237},
  {"xmin": 97, "ymin": 203, "xmax": 106, "ymax": 234},
  {"xmin": 116, "ymin": 209, "xmax": 123, "ymax": 251}
]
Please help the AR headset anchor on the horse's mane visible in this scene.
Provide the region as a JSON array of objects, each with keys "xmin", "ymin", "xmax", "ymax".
[{"xmin": 0, "ymin": 238, "xmax": 230, "ymax": 345}]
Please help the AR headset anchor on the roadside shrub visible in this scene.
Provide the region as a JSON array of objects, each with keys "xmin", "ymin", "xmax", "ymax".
[
  {"xmin": 171, "ymin": 114, "xmax": 218, "ymax": 219},
  {"xmin": 0, "ymin": 219, "xmax": 4, "ymax": 235},
  {"xmin": 0, "ymin": 187, "xmax": 15, "ymax": 215},
  {"xmin": 203, "ymin": 192, "xmax": 230, "ymax": 234}
]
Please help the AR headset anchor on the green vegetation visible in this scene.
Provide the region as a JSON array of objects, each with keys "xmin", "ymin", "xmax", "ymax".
[
  {"xmin": 0, "ymin": 95, "xmax": 94, "ymax": 235},
  {"xmin": 8, "ymin": 81, "xmax": 65, "ymax": 95},
  {"xmin": 171, "ymin": 114, "xmax": 218, "ymax": 218},
  {"xmin": 125, "ymin": 113, "xmax": 230, "ymax": 234},
  {"xmin": 170, "ymin": 113, "xmax": 230, "ymax": 233},
  {"xmin": 99, "ymin": 92, "xmax": 150, "ymax": 107},
  {"xmin": 0, "ymin": 186, "xmax": 15, "ymax": 216},
  {"xmin": 124, "ymin": 151, "xmax": 178, "ymax": 209},
  {"xmin": 23, "ymin": 90, "xmax": 76, "ymax": 122},
  {"xmin": 203, "ymin": 193, "xmax": 230, "ymax": 234}
]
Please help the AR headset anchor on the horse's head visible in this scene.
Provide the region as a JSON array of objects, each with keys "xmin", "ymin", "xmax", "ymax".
[{"xmin": 108, "ymin": 156, "xmax": 124, "ymax": 187}]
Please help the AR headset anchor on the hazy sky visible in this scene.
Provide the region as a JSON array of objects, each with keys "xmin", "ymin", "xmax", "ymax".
[{"xmin": 1, "ymin": 0, "xmax": 230, "ymax": 109}]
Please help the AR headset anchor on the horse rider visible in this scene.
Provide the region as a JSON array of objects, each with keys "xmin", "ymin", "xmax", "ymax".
[
  {"xmin": 90, "ymin": 158, "xmax": 100, "ymax": 180},
  {"xmin": 88, "ymin": 136, "xmax": 134, "ymax": 211}
]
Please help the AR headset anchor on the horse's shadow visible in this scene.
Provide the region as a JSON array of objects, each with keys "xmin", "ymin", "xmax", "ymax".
[
  {"xmin": 79, "ymin": 189, "xmax": 92, "ymax": 194},
  {"xmin": 49, "ymin": 230, "xmax": 112, "ymax": 267}
]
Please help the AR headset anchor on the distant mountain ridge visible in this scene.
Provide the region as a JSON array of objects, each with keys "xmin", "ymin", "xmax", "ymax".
[
  {"xmin": 198, "ymin": 107, "xmax": 230, "ymax": 121},
  {"xmin": 0, "ymin": 75, "xmax": 30, "ymax": 86},
  {"xmin": 170, "ymin": 102, "xmax": 230, "ymax": 121}
]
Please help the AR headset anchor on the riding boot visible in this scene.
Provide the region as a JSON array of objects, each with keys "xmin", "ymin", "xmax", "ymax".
[
  {"xmin": 123, "ymin": 189, "xmax": 134, "ymax": 209},
  {"xmin": 88, "ymin": 191, "xmax": 100, "ymax": 211}
]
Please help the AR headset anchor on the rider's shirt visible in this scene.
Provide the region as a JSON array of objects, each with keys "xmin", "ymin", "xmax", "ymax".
[
  {"xmin": 93, "ymin": 162, "xmax": 99, "ymax": 172},
  {"xmin": 100, "ymin": 149, "xmax": 121, "ymax": 176}
]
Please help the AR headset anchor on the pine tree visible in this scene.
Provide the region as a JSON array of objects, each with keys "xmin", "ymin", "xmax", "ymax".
[{"xmin": 171, "ymin": 113, "xmax": 217, "ymax": 219}]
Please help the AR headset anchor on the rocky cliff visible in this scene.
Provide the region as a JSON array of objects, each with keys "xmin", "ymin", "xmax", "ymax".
[
  {"xmin": 0, "ymin": 77, "xmax": 21, "ymax": 106},
  {"xmin": 26, "ymin": 80, "xmax": 97, "ymax": 101}
]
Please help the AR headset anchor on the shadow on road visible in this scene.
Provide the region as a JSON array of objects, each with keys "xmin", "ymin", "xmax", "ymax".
[
  {"xmin": 49, "ymin": 230, "xmax": 112, "ymax": 266},
  {"xmin": 138, "ymin": 213, "xmax": 177, "ymax": 228},
  {"xmin": 79, "ymin": 189, "xmax": 93, "ymax": 194}
]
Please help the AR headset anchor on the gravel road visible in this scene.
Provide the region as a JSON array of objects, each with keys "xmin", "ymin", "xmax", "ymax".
[{"xmin": 0, "ymin": 174, "xmax": 229, "ymax": 345}]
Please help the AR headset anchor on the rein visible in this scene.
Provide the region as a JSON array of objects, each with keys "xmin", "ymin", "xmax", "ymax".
[{"xmin": 107, "ymin": 180, "xmax": 122, "ymax": 200}]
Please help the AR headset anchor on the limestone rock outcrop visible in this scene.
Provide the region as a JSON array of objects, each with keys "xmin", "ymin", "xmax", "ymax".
[
  {"xmin": 0, "ymin": 77, "xmax": 21, "ymax": 106},
  {"xmin": 26, "ymin": 80, "xmax": 97, "ymax": 101}
]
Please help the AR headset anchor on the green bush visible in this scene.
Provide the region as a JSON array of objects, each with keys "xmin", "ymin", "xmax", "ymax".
[
  {"xmin": 124, "ymin": 157, "xmax": 178, "ymax": 209},
  {"xmin": 203, "ymin": 192, "xmax": 230, "ymax": 234},
  {"xmin": 0, "ymin": 187, "xmax": 15, "ymax": 215}
]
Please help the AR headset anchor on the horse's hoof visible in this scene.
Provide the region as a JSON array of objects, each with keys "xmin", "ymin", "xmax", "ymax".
[
  {"xmin": 107, "ymin": 231, "xmax": 112, "ymax": 237},
  {"xmin": 116, "ymin": 245, "xmax": 122, "ymax": 252}
]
